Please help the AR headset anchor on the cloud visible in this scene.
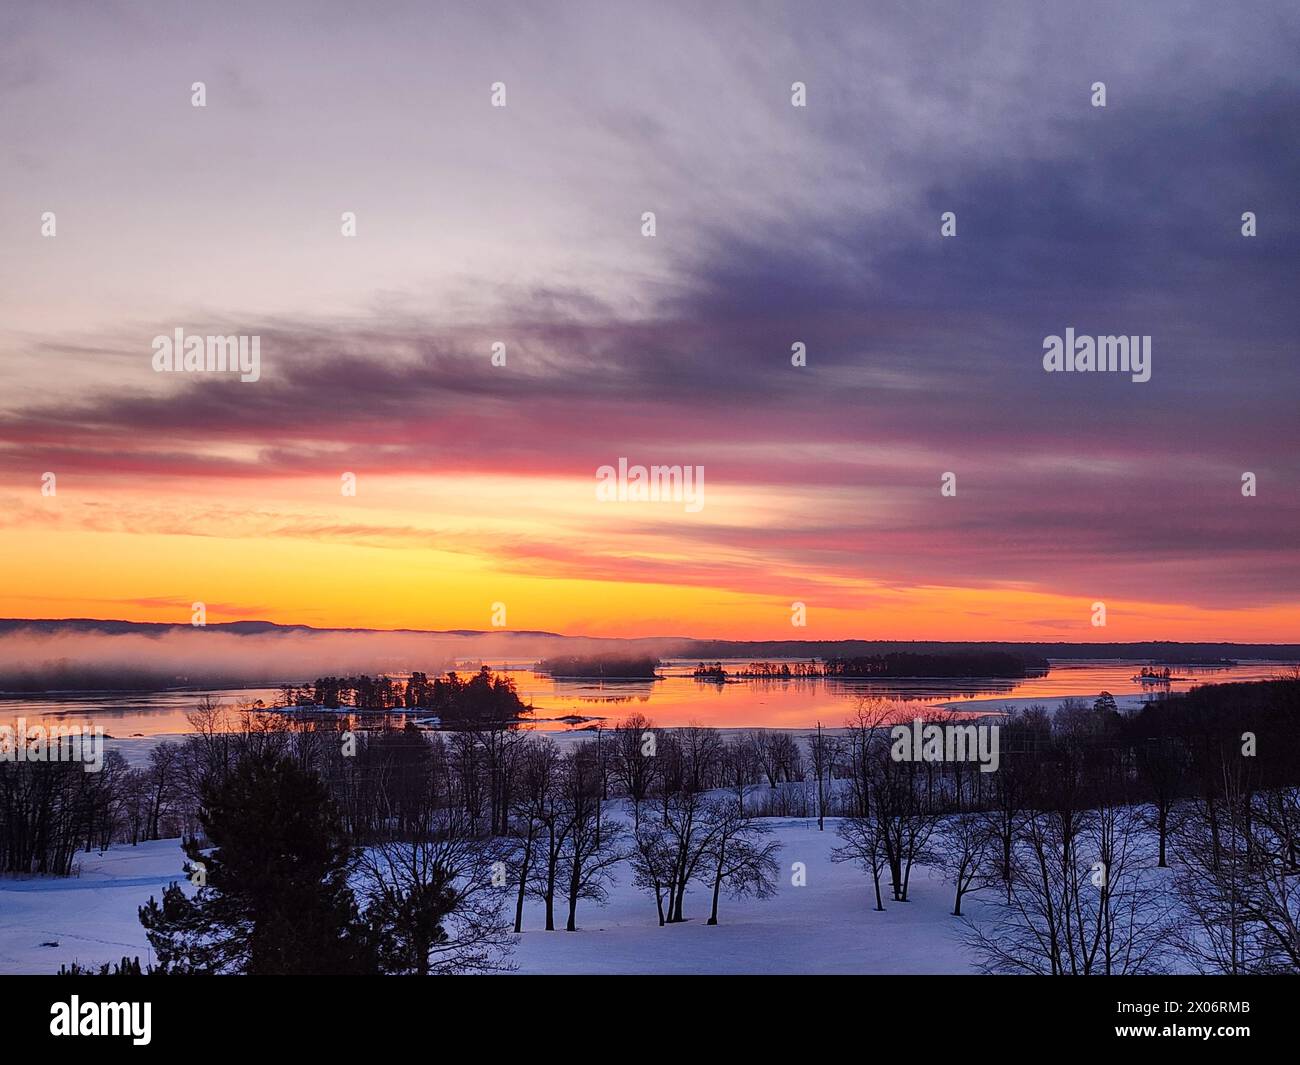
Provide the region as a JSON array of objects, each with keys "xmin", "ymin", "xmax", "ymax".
[{"xmin": 2, "ymin": 0, "xmax": 1298, "ymax": 629}]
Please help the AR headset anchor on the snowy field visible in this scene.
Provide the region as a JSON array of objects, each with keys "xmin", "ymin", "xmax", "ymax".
[
  {"xmin": 0, "ymin": 816, "xmax": 990, "ymax": 976},
  {"xmin": 10, "ymin": 697, "xmax": 1188, "ymax": 976},
  {"xmin": 509, "ymin": 815, "xmax": 986, "ymax": 975},
  {"xmin": 0, "ymin": 840, "xmax": 194, "ymax": 976}
]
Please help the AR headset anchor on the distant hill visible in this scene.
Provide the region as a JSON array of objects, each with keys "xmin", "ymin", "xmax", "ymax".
[
  {"xmin": 0, "ymin": 618, "xmax": 579, "ymax": 639},
  {"xmin": 3, "ymin": 619, "xmax": 1295, "ymax": 659}
]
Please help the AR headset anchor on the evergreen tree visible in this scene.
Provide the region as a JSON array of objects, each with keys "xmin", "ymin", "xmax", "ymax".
[
  {"xmin": 58, "ymin": 955, "xmax": 151, "ymax": 976},
  {"xmin": 140, "ymin": 752, "xmax": 375, "ymax": 974}
]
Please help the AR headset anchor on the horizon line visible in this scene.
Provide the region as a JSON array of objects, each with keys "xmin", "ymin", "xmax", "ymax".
[{"xmin": 3, "ymin": 616, "xmax": 1300, "ymax": 649}]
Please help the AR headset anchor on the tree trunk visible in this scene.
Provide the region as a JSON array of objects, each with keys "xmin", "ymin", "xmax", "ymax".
[
  {"xmin": 513, "ymin": 832, "xmax": 532, "ymax": 933},
  {"xmin": 544, "ymin": 840, "xmax": 556, "ymax": 931},
  {"xmin": 566, "ymin": 861, "xmax": 581, "ymax": 931},
  {"xmin": 708, "ymin": 857, "xmax": 723, "ymax": 925}
]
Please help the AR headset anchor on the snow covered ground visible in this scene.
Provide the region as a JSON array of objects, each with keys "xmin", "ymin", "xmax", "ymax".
[
  {"xmin": 0, "ymin": 840, "xmax": 193, "ymax": 975},
  {"xmin": 509, "ymin": 815, "xmax": 985, "ymax": 975},
  {"xmin": 0, "ymin": 817, "xmax": 985, "ymax": 976}
]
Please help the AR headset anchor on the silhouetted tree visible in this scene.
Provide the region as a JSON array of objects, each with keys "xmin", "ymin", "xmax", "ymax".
[{"xmin": 139, "ymin": 751, "xmax": 373, "ymax": 974}]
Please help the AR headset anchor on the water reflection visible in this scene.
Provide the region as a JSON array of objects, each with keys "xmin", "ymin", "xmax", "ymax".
[{"xmin": 2, "ymin": 659, "xmax": 1295, "ymax": 736}]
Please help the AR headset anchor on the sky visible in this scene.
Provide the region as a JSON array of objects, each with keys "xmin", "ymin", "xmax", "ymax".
[{"xmin": 1, "ymin": 0, "xmax": 1298, "ymax": 642}]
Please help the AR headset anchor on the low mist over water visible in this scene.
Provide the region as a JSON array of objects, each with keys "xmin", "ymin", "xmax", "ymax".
[{"xmin": 6, "ymin": 658, "xmax": 1295, "ymax": 739}]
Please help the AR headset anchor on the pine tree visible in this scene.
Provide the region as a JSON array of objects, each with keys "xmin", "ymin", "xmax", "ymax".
[{"xmin": 139, "ymin": 752, "xmax": 375, "ymax": 974}]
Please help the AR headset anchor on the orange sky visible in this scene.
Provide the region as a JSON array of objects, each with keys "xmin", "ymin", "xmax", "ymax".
[
  {"xmin": 4, "ymin": 472, "xmax": 1296, "ymax": 642},
  {"xmin": 3, "ymin": 4, "xmax": 1297, "ymax": 645}
]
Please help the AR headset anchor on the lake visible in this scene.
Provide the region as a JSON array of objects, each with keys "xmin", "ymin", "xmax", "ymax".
[{"xmin": 3, "ymin": 658, "xmax": 1295, "ymax": 738}]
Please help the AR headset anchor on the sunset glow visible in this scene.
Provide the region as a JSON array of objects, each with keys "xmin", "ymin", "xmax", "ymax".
[{"xmin": 1, "ymin": 2, "xmax": 1297, "ymax": 643}]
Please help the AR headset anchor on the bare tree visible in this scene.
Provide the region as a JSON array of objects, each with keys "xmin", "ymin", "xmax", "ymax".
[
  {"xmin": 1175, "ymin": 769, "xmax": 1300, "ymax": 973},
  {"xmin": 610, "ymin": 714, "xmax": 660, "ymax": 803},
  {"xmin": 679, "ymin": 725, "xmax": 724, "ymax": 794},
  {"xmin": 143, "ymin": 741, "xmax": 182, "ymax": 841},
  {"xmin": 658, "ymin": 787, "xmax": 719, "ymax": 923},
  {"xmin": 933, "ymin": 811, "xmax": 995, "ymax": 917},
  {"xmin": 872, "ymin": 743, "xmax": 938, "ymax": 902},
  {"xmin": 527, "ymin": 747, "xmax": 575, "ymax": 932},
  {"xmin": 698, "ymin": 798, "xmax": 781, "ymax": 924},
  {"xmin": 358, "ymin": 830, "xmax": 514, "ymax": 974},
  {"xmin": 769, "ymin": 732, "xmax": 805, "ymax": 785},
  {"xmin": 508, "ymin": 737, "xmax": 558, "ymax": 932},
  {"xmin": 558, "ymin": 742, "xmax": 625, "ymax": 931},
  {"xmin": 966, "ymin": 800, "xmax": 1172, "ymax": 975},
  {"xmin": 1134, "ymin": 736, "xmax": 1189, "ymax": 868},
  {"xmin": 831, "ymin": 699, "xmax": 899, "ymax": 910},
  {"xmin": 832, "ymin": 814, "xmax": 890, "ymax": 911},
  {"xmin": 721, "ymin": 735, "xmax": 760, "ymax": 813},
  {"xmin": 980, "ymin": 705, "xmax": 1045, "ymax": 901},
  {"xmin": 629, "ymin": 797, "xmax": 674, "ymax": 926},
  {"xmin": 748, "ymin": 729, "xmax": 780, "ymax": 788}
]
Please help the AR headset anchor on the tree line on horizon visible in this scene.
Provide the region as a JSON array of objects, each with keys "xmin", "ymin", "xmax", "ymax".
[{"xmin": 693, "ymin": 651, "xmax": 1046, "ymax": 681}]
